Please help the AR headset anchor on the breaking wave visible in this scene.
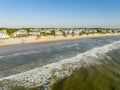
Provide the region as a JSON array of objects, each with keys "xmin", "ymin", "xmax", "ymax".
[{"xmin": 0, "ymin": 41, "xmax": 120, "ymax": 90}]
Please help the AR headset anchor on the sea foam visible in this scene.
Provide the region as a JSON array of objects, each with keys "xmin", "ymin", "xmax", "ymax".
[{"xmin": 0, "ymin": 41, "xmax": 120, "ymax": 90}]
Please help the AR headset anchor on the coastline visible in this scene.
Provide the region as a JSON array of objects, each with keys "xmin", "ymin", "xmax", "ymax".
[{"xmin": 0, "ymin": 33, "xmax": 120, "ymax": 47}]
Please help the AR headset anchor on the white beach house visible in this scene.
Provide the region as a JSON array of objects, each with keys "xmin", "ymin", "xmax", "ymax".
[
  {"xmin": 29, "ymin": 29, "xmax": 40, "ymax": 35},
  {"xmin": 74, "ymin": 30, "xmax": 80, "ymax": 35},
  {"xmin": 13, "ymin": 29, "xmax": 28, "ymax": 37},
  {"xmin": 46, "ymin": 29, "xmax": 51, "ymax": 34},
  {"xmin": 55, "ymin": 29, "xmax": 63, "ymax": 35},
  {"xmin": 0, "ymin": 30, "xmax": 9, "ymax": 39}
]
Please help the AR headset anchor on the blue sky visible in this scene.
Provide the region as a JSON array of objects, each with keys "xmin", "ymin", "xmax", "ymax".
[{"xmin": 0, "ymin": 0, "xmax": 120, "ymax": 28}]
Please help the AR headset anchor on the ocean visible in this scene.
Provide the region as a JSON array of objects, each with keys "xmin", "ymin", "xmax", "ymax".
[{"xmin": 0, "ymin": 36, "xmax": 120, "ymax": 90}]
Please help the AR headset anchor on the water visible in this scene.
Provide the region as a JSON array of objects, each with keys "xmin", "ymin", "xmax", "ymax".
[
  {"xmin": 0, "ymin": 36, "xmax": 120, "ymax": 90},
  {"xmin": 52, "ymin": 49, "xmax": 120, "ymax": 90}
]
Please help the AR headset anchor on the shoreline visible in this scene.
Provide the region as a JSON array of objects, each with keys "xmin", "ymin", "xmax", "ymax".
[{"xmin": 0, "ymin": 33, "xmax": 120, "ymax": 47}]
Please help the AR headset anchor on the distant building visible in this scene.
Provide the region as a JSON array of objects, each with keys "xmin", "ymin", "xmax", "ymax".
[
  {"xmin": 13, "ymin": 29, "xmax": 28, "ymax": 37},
  {"xmin": 55, "ymin": 30, "xmax": 63, "ymax": 35},
  {"xmin": 46, "ymin": 30, "xmax": 51, "ymax": 34},
  {"xmin": 0, "ymin": 30, "xmax": 9, "ymax": 39},
  {"xmin": 74, "ymin": 30, "xmax": 80, "ymax": 35},
  {"xmin": 29, "ymin": 29, "xmax": 40, "ymax": 35}
]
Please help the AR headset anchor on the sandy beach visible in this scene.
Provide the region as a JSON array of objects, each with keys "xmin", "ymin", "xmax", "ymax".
[{"xmin": 0, "ymin": 33, "xmax": 120, "ymax": 47}]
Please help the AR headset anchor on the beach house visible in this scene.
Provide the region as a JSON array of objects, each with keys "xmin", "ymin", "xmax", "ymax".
[
  {"xmin": 29, "ymin": 29, "xmax": 40, "ymax": 36},
  {"xmin": 13, "ymin": 29, "xmax": 28, "ymax": 37},
  {"xmin": 74, "ymin": 29, "xmax": 80, "ymax": 35},
  {"xmin": 46, "ymin": 29, "xmax": 51, "ymax": 34},
  {"xmin": 116, "ymin": 29, "xmax": 120, "ymax": 33},
  {"xmin": 55, "ymin": 29, "xmax": 63, "ymax": 35},
  {"xmin": 0, "ymin": 30, "xmax": 9, "ymax": 39}
]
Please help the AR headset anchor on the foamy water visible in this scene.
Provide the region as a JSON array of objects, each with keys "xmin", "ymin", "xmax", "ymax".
[{"xmin": 0, "ymin": 39, "xmax": 120, "ymax": 90}]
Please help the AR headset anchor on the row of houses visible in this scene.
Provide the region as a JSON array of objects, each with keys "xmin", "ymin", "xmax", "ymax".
[{"xmin": 0, "ymin": 28, "xmax": 120, "ymax": 39}]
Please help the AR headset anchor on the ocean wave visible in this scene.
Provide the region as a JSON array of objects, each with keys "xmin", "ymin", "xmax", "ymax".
[
  {"xmin": 0, "ymin": 50, "xmax": 41, "ymax": 59},
  {"xmin": 0, "ymin": 41, "xmax": 120, "ymax": 90}
]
